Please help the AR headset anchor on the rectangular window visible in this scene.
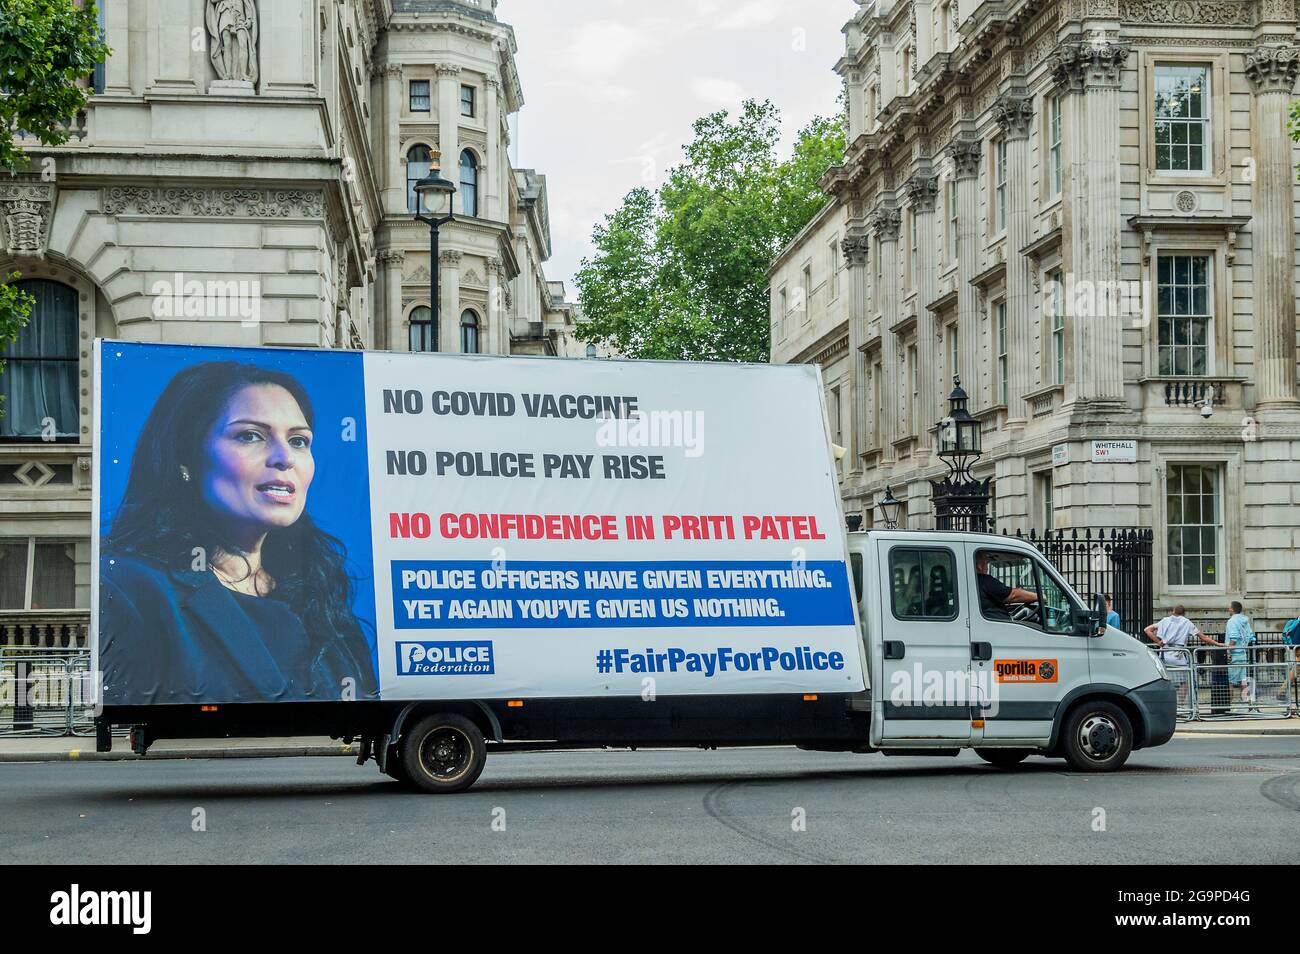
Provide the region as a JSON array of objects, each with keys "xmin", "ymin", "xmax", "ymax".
[
  {"xmin": 872, "ymin": 361, "xmax": 882, "ymax": 447},
  {"xmin": 1157, "ymin": 253, "xmax": 1211, "ymax": 375},
  {"xmin": 409, "ymin": 79, "xmax": 431, "ymax": 112},
  {"xmin": 1166, "ymin": 464, "xmax": 1220, "ymax": 587},
  {"xmin": 802, "ymin": 265, "xmax": 812, "ymax": 320},
  {"xmin": 946, "ymin": 178, "xmax": 958, "ymax": 262},
  {"xmin": 996, "ymin": 300, "xmax": 1008, "ymax": 405},
  {"xmin": 890, "ymin": 548, "xmax": 959, "ymax": 620},
  {"xmin": 947, "ymin": 323, "xmax": 958, "ymax": 385},
  {"xmin": 460, "ymin": 84, "xmax": 476, "ymax": 118},
  {"xmin": 829, "ymin": 240, "xmax": 839, "ymax": 299},
  {"xmin": 994, "ymin": 138, "xmax": 1007, "ymax": 233},
  {"xmin": 1048, "ymin": 94, "xmax": 1062, "ymax": 196},
  {"xmin": 909, "ymin": 208, "xmax": 918, "ymax": 288},
  {"xmin": 907, "ymin": 343, "xmax": 918, "ymax": 433},
  {"xmin": 1048, "ymin": 268, "xmax": 1065, "ymax": 385},
  {"xmin": 1037, "ymin": 471, "xmax": 1054, "ymax": 529},
  {"xmin": 778, "ymin": 287, "xmax": 788, "ymax": 337},
  {"xmin": 1154, "ymin": 64, "xmax": 1209, "ymax": 173},
  {"xmin": 0, "ymin": 537, "xmax": 77, "ymax": 610}
]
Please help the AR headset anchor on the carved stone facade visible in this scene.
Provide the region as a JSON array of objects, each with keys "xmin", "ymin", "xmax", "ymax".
[
  {"xmin": 0, "ymin": 0, "xmax": 585, "ymax": 640},
  {"xmin": 773, "ymin": 0, "xmax": 1300, "ymax": 627}
]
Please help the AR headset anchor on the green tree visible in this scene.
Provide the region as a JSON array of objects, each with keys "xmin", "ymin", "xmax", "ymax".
[
  {"xmin": 575, "ymin": 99, "xmax": 844, "ymax": 362},
  {"xmin": 0, "ymin": 0, "xmax": 110, "ymax": 174}
]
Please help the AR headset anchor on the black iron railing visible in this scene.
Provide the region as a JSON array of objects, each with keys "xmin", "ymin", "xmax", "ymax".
[{"xmin": 1001, "ymin": 527, "xmax": 1155, "ymax": 634}]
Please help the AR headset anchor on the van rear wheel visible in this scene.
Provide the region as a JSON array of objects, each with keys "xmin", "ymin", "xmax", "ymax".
[
  {"xmin": 1062, "ymin": 701, "xmax": 1133, "ymax": 772},
  {"xmin": 975, "ymin": 748, "xmax": 1032, "ymax": 768},
  {"xmin": 401, "ymin": 713, "xmax": 487, "ymax": 794}
]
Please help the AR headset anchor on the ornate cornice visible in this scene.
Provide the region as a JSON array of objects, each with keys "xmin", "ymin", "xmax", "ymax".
[
  {"xmin": 1116, "ymin": 0, "xmax": 1255, "ymax": 26},
  {"xmin": 906, "ymin": 174, "xmax": 939, "ymax": 213},
  {"xmin": 945, "ymin": 138, "xmax": 982, "ymax": 179},
  {"xmin": 842, "ymin": 231, "xmax": 871, "ymax": 267},
  {"xmin": 868, "ymin": 205, "xmax": 902, "ymax": 240},
  {"xmin": 0, "ymin": 180, "xmax": 55, "ymax": 257},
  {"xmin": 1245, "ymin": 44, "xmax": 1300, "ymax": 93},
  {"xmin": 991, "ymin": 92, "xmax": 1034, "ymax": 140},
  {"xmin": 1051, "ymin": 39, "xmax": 1131, "ymax": 91},
  {"xmin": 101, "ymin": 187, "xmax": 326, "ymax": 219}
]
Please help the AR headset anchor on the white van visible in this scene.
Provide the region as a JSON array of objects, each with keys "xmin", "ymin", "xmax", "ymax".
[{"xmin": 845, "ymin": 529, "xmax": 1176, "ymax": 772}]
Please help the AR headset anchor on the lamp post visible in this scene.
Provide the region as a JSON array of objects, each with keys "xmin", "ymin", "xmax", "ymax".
[
  {"xmin": 929, "ymin": 376, "xmax": 992, "ymax": 531},
  {"xmin": 876, "ymin": 485, "xmax": 901, "ymax": 530},
  {"xmin": 412, "ymin": 151, "xmax": 457, "ymax": 352}
]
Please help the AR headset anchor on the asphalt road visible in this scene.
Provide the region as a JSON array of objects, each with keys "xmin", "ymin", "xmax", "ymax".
[{"xmin": 3, "ymin": 736, "xmax": 1298, "ymax": 864}]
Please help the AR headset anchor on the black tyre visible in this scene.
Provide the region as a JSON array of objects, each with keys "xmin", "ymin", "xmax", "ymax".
[
  {"xmin": 975, "ymin": 748, "xmax": 1032, "ymax": 768},
  {"xmin": 1062, "ymin": 700, "xmax": 1133, "ymax": 772},
  {"xmin": 401, "ymin": 713, "xmax": 487, "ymax": 794},
  {"xmin": 383, "ymin": 742, "xmax": 413, "ymax": 785}
]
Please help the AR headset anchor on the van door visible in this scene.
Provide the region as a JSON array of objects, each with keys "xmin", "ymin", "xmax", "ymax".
[
  {"xmin": 877, "ymin": 539, "xmax": 972, "ymax": 742},
  {"xmin": 963, "ymin": 543, "xmax": 1092, "ymax": 742}
]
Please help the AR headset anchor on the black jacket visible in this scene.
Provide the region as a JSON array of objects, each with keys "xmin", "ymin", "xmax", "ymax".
[{"xmin": 99, "ymin": 552, "xmax": 377, "ymax": 706}]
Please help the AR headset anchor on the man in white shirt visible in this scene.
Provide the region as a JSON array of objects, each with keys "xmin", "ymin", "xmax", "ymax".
[{"xmin": 1144, "ymin": 605, "xmax": 1225, "ymax": 705}]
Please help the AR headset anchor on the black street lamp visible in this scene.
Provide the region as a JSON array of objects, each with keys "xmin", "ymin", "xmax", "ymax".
[
  {"xmin": 412, "ymin": 151, "xmax": 457, "ymax": 352},
  {"xmin": 930, "ymin": 376, "xmax": 992, "ymax": 531},
  {"xmin": 876, "ymin": 485, "xmax": 901, "ymax": 529}
]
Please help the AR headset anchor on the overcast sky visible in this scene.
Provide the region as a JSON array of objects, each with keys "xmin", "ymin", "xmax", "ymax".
[{"xmin": 499, "ymin": 0, "xmax": 858, "ymax": 292}]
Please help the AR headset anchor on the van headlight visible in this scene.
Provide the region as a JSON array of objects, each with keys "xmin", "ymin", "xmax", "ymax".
[{"xmin": 1147, "ymin": 648, "xmax": 1169, "ymax": 681}]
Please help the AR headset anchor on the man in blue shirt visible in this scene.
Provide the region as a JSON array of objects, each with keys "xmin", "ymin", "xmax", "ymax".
[
  {"xmin": 1103, "ymin": 594, "xmax": 1122, "ymax": 632},
  {"xmin": 1224, "ymin": 601, "xmax": 1256, "ymax": 707}
]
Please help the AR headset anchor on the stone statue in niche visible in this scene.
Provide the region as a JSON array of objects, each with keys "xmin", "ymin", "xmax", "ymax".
[{"xmin": 206, "ymin": 0, "xmax": 259, "ymax": 86}]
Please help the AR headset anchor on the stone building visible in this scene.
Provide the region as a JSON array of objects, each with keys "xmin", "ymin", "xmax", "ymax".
[
  {"xmin": 0, "ymin": 0, "xmax": 583, "ymax": 649},
  {"xmin": 770, "ymin": 0, "xmax": 1300, "ymax": 628}
]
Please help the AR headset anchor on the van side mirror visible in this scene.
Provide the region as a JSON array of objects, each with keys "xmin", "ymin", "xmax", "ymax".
[{"xmin": 1072, "ymin": 595, "xmax": 1107, "ymax": 637}]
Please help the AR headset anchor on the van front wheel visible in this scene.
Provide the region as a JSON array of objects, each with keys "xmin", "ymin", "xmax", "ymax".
[
  {"xmin": 401, "ymin": 713, "xmax": 487, "ymax": 794},
  {"xmin": 1062, "ymin": 701, "xmax": 1132, "ymax": 772}
]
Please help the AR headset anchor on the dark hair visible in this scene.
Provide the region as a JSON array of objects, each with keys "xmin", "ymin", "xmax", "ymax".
[
  {"xmin": 105, "ymin": 361, "xmax": 366, "ymax": 653},
  {"xmin": 1231, "ymin": 600, "xmax": 1243, "ymax": 614}
]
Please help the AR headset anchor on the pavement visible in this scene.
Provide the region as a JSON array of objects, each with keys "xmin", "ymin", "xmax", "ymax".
[
  {"xmin": 0, "ymin": 716, "xmax": 1296, "ymax": 761},
  {"xmin": 2, "ymin": 735, "xmax": 1297, "ymax": 863}
]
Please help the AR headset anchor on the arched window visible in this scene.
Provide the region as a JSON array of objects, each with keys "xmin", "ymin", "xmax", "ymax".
[
  {"xmin": 406, "ymin": 144, "xmax": 432, "ymax": 213},
  {"xmin": 408, "ymin": 305, "xmax": 435, "ymax": 352},
  {"xmin": 460, "ymin": 309, "xmax": 480, "ymax": 354},
  {"xmin": 0, "ymin": 280, "xmax": 78, "ymax": 440},
  {"xmin": 459, "ymin": 149, "xmax": 478, "ymax": 218}
]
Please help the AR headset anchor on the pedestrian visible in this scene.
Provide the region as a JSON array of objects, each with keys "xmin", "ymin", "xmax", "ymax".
[
  {"xmin": 1223, "ymin": 601, "xmax": 1257, "ymax": 709},
  {"xmin": 1104, "ymin": 594, "xmax": 1122, "ymax": 632},
  {"xmin": 1144, "ymin": 605, "xmax": 1225, "ymax": 707}
]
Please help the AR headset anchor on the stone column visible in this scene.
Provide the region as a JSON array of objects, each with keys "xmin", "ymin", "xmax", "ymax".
[
  {"xmin": 946, "ymin": 138, "xmax": 981, "ymax": 407},
  {"xmin": 436, "ymin": 65, "xmax": 461, "ymax": 211},
  {"xmin": 869, "ymin": 205, "xmax": 902, "ymax": 458},
  {"xmin": 1245, "ymin": 45, "xmax": 1300, "ymax": 414},
  {"xmin": 379, "ymin": 250, "xmax": 405, "ymax": 351},
  {"xmin": 485, "ymin": 256, "xmax": 503, "ymax": 355},
  {"xmin": 485, "ymin": 77, "xmax": 501, "ymax": 221},
  {"xmin": 842, "ymin": 227, "xmax": 871, "ymax": 472},
  {"xmin": 439, "ymin": 249, "xmax": 462, "ymax": 352},
  {"xmin": 992, "ymin": 93, "xmax": 1034, "ymax": 424},
  {"xmin": 1053, "ymin": 40, "xmax": 1128, "ymax": 408},
  {"xmin": 908, "ymin": 172, "xmax": 941, "ymax": 443},
  {"xmin": 103, "ymin": 0, "xmax": 131, "ymax": 94},
  {"xmin": 381, "ymin": 66, "xmax": 405, "ymax": 215}
]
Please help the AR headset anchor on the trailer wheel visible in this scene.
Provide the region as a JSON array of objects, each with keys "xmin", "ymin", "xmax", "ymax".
[
  {"xmin": 975, "ymin": 748, "xmax": 1032, "ymax": 768},
  {"xmin": 401, "ymin": 713, "xmax": 486, "ymax": 794},
  {"xmin": 1062, "ymin": 701, "xmax": 1132, "ymax": 772}
]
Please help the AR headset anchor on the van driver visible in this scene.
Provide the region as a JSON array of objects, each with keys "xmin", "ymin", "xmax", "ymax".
[{"xmin": 975, "ymin": 550, "xmax": 1039, "ymax": 621}]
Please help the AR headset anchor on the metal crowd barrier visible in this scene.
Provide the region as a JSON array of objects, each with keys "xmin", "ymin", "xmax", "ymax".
[
  {"xmin": 1154, "ymin": 645, "xmax": 1298, "ymax": 722},
  {"xmin": 0, "ymin": 650, "xmax": 98, "ymax": 737}
]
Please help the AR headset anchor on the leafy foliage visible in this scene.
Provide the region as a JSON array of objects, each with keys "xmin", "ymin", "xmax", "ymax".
[
  {"xmin": 0, "ymin": 272, "xmax": 35, "ymax": 420},
  {"xmin": 0, "ymin": 0, "xmax": 110, "ymax": 173},
  {"xmin": 575, "ymin": 100, "xmax": 845, "ymax": 362}
]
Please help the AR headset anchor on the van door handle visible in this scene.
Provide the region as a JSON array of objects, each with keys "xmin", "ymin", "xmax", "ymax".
[
  {"xmin": 883, "ymin": 640, "xmax": 905, "ymax": 660},
  {"xmin": 971, "ymin": 642, "xmax": 992, "ymax": 661}
]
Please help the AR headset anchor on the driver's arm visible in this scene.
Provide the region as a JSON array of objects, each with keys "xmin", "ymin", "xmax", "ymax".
[{"xmin": 1007, "ymin": 587, "xmax": 1038, "ymax": 604}]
